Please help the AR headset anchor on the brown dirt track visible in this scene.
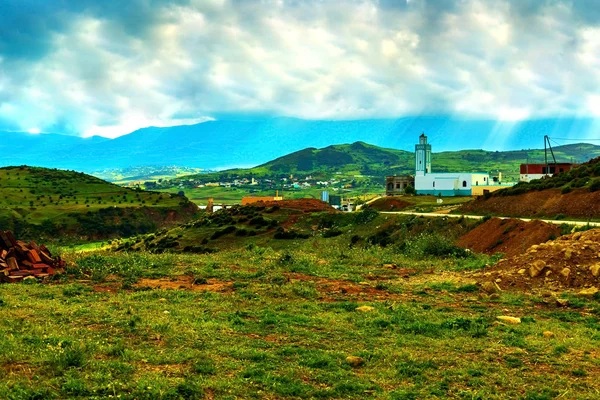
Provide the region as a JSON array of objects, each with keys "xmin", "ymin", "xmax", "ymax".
[
  {"xmin": 456, "ymin": 218, "xmax": 560, "ymax": 258},
  {"xmin": 460, "ymin": 188, "xmax": 600, "ymax": 219}
]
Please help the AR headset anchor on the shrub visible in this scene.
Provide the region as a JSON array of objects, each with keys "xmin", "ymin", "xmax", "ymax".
[
  {"xmin": 561, "ymin": 186, "xmax": 572, "ymax": 194},
  {"xmin": 590, "ymin": 179, "xmax": 600, "ymax": 192}
]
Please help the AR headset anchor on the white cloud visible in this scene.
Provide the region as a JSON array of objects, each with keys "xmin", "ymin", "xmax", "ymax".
[{"xmin": 0, "ymin": 0, "xmax": 599, "ymax": 137}]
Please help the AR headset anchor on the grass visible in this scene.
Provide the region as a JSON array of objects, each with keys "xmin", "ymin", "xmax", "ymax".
[
  {"xmin": 2, "ymin": 236, "xmax": 600, "ymax": 399},
  {"xmin": 0, "ymin": 166, "xmax": 197, "ymax": 239}
]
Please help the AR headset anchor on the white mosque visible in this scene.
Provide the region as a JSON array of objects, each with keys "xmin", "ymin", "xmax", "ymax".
[{"xmin": 413, "ymin": 134, "xmax": 503, "ymax": 197}]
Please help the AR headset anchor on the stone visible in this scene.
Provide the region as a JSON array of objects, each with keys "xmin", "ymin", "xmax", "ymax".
[
  {"xmin": 545, "ymin": 270, "xmax": 553, "ymax": 277},
  {"xmin": 383, "ymin": 263, "xmax": 397, "ymax": 269},
  {"xmin": 543, "ymin": 331, "xmax": 554, "ymax": 338},
  {"xmin": 345, "ymin": 356, "xmax": 364, "ymax": 367},
  {"xmin": 560, "ymin": 268, "xmax": 571, "ymax": 279},
  {"xmin": 518, "ymin": 269, "xmax": 526, "ymax": 275},
  {"xmin": 590, "ymin": 264, "xmax": 600, "ymax": 277},
  {"xmin": 573, "ymin": 232, "xmax": 583, "ymax": 240},
  {"xmin": 497, "ymin": 316, "xmax": 521, "ymax": 324},
  {"xmin": 564, "ymin": 249, "xmax": 573, "ymax": 260},
  {"xmin": 359, "ymin": 281, "xmax": 370, "ymax": 286},
  {"xmin": 556, "ymin": 298, "xmax": 570, "ymax": 307},
  {"xmin": 481, "ymin": 281, "xmax": 501, "ymax": 294},
  {"xmin": 23, "ymin": 276, "xmax": 37, "ymax": 282},
  {"xmin": 495, "ymin": 278, "xmax": 502, "ymax": 283},
  {"xmin": 529, "ymin": 260, "xmax": 547, "ymax": 278},
  {"xmin": 355, "ymin": 306, "xmax": 375, "ymax": 312},
  {"xmin": 159, "ymin": 298, "xmax": 167, "ymax": 302},
  {"xmin": 488, "ymin": 293, "xmax": 501, "ymax": 300},
  {"xmin": 577, "ymin": 287, "xmax": 599, "ymax": 297}
]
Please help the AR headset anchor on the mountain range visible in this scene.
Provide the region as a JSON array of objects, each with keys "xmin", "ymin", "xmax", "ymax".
[{"xmin": 1, "ymin": 116, "xmax": 599, "ymax": 172}]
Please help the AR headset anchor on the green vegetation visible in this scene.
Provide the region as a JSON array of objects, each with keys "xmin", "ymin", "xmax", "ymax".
[
  {"xmin": 178, "ymin": 142, "xmax": 600, "ymax": 183},
  {"xmin": 0, "ymin": 166, "xmax": 198, "ymax": 239},
  {"xmin": 2, "ymin": 218, "xmax": 600, "ymax": 398}
]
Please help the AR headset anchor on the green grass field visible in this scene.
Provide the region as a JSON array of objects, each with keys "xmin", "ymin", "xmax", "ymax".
[
  {"xmin": 0, "ymin": 167, "xmax": 198, "ymax": 239},
  {"xmin": 1, "ymin": 210, "xmax": 599, "ymax": 399}
]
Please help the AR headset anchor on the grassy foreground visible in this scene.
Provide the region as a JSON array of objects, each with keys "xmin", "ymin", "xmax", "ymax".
[{"xmin": 1, "ymin": 238, "xmax": 600, "ymax": 399}]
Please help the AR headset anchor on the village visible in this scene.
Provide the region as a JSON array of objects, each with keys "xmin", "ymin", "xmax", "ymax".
[{"xmin": 127, "ymin": 133, "xmax": 577, "ymax": 211}]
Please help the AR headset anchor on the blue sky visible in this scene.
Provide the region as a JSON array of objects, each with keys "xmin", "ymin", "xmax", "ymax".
[{"xmin": 0, "ymin": 0, "xmax": 599, "ymax": 138}]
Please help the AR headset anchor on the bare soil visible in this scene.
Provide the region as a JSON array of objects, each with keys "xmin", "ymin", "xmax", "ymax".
[
  {"xmin": 460, "ymin": 188, "xmax": 600, "ymax": 219},
  {"xmin": 369, "ymin": 197, "xmax": 411, "ymax": 211},
  {"xmin": 255, "ymin": 199, "xmax": 337, "ymax": 213},
  {"xmin": 456, "ymin": 218, "xmax": 560, "ymax": 258}
]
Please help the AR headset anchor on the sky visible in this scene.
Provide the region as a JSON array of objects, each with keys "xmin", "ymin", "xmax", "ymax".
[{"xmin": 0, "ymin": 0, "xmax": 599, "ymax": 138}]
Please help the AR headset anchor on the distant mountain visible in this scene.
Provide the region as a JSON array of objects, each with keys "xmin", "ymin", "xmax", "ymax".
[
  {"xmin": 0, "ymin": 117, "xmax": 599, "ymax": 172},
  {"xmin": 207, "ymin": 141, "xmax": 600, "ymax": 182}
]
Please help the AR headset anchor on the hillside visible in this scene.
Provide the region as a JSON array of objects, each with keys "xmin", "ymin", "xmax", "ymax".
[
  {"xmin": 2, "ymin": 117, "xmax": 600, "ymax": 172},
  {"xmin": 179, "ymin": 141, "xmax": 600, "ymax": 183},
  {"xmin": 0, "ymin": 166, "xmax": 199, "ymax": 239},
  {"xmin": 459, "ymin": 156, "xmax": 600, "ymax": 219}
]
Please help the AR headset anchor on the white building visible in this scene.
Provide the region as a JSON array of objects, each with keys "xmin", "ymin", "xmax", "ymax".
[{"xmin": 414, "ymin": 134, "xmax": 493, "ymax": 196}]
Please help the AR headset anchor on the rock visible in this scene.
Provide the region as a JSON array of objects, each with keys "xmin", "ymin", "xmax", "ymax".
[
  {"xmin": 545, "ymin": 270, "xmax": 552, "ymax": 277},
  {"xmin": 564, "ymin": 249, "xmax": 573, "ymax": 260},
  {"xmin": 518, "ymin": 269, "xmax": 526, "ymax": 275},
  {"xmin": 590, "ymin": 264, "xmax": 600, "ymax": 277},
  {"xmin": 560, "ymin": 268, "xmax": 571, "ymax": 279},
  {"xmin": 359, "ymin": 281, "xmax": 370, "ymax": 286},
  {"xmin": 497, "ymin": 316, "xmax": 521, "ymax": 324},
  {"xmin": 159, "ymin": 298, "xmax": 167, "ymax": 302},
  {"xmin": 345, "ymin": 356, "xmax": 364, "ymax": 367},
  {"xmin": 488, "ymin": 293, "xmax": 501, "ymax": 300},
  {"xmin": 495, "ymin": 278, "xmax": 502, "ymax": 283},
  {"xmin": 543, "ymin": 331, "xmax": 554, "ymax": 338},
  {"xmin": 481, "ymin": 281, "xmax": 501, "ymax": 294},
  {"xmin": 23, "ymin": 276, "xmax": 37, "ymax": 282},
  {"xmin": 577, "ymin": 287, "xmax": 599, "ymax": 297},
  {"xmin": 556, "ymin": 298, "xmax": 570, "ymax": 307},
  {"xmin": 355, "ymin": 306, "xmax": 375, "ymax": 312},
  {"xmin": 573, "ymin": 232, "xmax": 583, "ymax": 240},
  {"xmin": 383, "ymin": 263, "xmax": 397, "ymax": 269},
  {"xmin": 529, "ymin": 260, "xmax": 547, "ymax": 278}
]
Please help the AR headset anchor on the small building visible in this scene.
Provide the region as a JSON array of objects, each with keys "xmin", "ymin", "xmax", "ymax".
[
  {"xmin": 520, "ymin": 163, "xmax": 575, "ymax": 182},
  {"xmin": 385, "ymin": 175, "xmax": 415, "ymax": 195}
]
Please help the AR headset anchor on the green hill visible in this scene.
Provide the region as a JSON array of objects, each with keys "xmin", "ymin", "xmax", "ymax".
[
  {"xmin": 181, "ymin": 141, "xmax": 600, "ymax": 183},
  {"xmin": 0, "ymin": 166, "xmax": 199, "ymax": 239}
]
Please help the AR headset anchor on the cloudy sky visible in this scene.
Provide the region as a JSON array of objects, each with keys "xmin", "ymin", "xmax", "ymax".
[{"xmin": 0, "ymin": 0, "xmax": 599, "ymax": 138}]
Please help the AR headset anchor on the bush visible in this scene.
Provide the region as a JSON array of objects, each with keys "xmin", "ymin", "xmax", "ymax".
[
  {"xmin": 561, "ymin": 186, "xmax": 572, "ymax": 194},
  {"xmin": 590, "ymin": 179, "xmax": 600, "ymax": 192},
  {"xmin": 322, "ymin": 229, "xmax": 342, "ymax": 238}
]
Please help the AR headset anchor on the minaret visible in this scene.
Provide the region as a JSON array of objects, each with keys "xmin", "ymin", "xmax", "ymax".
[{"xmin": 415, "ymin": 133, "xmax": 432, "ymax": 176}]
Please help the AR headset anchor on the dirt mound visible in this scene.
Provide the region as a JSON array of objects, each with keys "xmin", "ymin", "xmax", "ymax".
[
  {"xmin": 460, "ymin": 188, "xmax": 600, "ymax": 219},
  {"xmin": 474, "ymin": 228, "xmax": 600, "ymax": 291},
  {"xmin": 369, "ymin": 197, "xmax": 411, "ymax": 211},
  {"xmin": 456, "ymin": 218, "xmax": 560, "ymax": 258},
  {"xmin": 256, "ymin": 199, "xmax": 336, "ymax": 213}
]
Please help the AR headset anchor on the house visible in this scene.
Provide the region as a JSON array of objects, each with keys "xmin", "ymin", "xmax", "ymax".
[{"xmin": 519, "ymin": 163, "xmax": 575, "ymax": 182}]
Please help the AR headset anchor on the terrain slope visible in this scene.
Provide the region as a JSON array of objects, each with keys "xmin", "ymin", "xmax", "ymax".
[
  {"xmin": 459, "ymin": 156, "xmax": 600, "ymax": 219},
  {"xmin": 0, "ymin": 166, "xmax": 199, "ymax": 239}
]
